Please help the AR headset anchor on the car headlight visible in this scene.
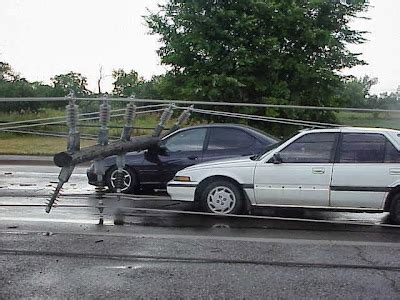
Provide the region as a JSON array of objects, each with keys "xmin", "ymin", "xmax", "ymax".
[
  {"xmin": 87, "ymin": 163, "xmax": 95, "ymax": 172},
  {"xmin": 173, "ymin": 176, "xmax": 191, "ymax": 182}
]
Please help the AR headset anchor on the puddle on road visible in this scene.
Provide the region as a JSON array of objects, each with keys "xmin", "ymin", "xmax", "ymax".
[
  {"xmin": 102, "ymin": 265, "xmax": 145, "ymax": 270},
  {"xmin": 118, "ymin": 208, "xmax": 392, "ymax": 231},
  {"xmin": 0, "ymin": 217, "xmax": 114, "ymax": 226}
]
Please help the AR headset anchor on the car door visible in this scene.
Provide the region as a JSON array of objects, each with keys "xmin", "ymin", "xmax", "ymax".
[
  {"xmin": 152, "ymin": 127, "xmax": 207, "ymax": 184},
  {"xmin": 330, "ymin": 133, "xmax": 400, "ymax": 209},
  {"xmin": 253, "ymin": 132, "xmax": 339, "ymax": 206},
  {"xmin": 203, "ymin": 127, "xmax": 262, "ymax": 162}
]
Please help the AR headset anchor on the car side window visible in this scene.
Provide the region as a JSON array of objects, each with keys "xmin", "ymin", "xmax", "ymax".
[
  {"xmin": 164, "ymin": 128, "xmax": 207, "ymax": 152},
  {"xmin": 338, "ymin": 133, "xmax": 386, "ymax": 163},
  {"xmin": 207, "ymin": 128, "xmax": 256, "ymax": 150},
  {"xmin": 279, "ymin": 133, "xmax": 338, "ymax": 163},
  {"xmin": 384, "ymin": 140, "xmax": 400, "ymax": 163}
]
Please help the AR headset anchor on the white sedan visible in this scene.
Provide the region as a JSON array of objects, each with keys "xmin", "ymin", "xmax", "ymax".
[{"xmin": 167, "ymin": 127, "xmax": 400, "ymax": 224}]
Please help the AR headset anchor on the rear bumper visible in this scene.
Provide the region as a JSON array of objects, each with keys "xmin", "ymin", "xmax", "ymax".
[{"xmin": 167, "ymin": 181, "xmax": 198, "ymax": 202}]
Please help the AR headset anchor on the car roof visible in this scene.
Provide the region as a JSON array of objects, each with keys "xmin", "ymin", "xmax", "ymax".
[
  {"xmin": 168, "ymin": 123, "xmax": 280, "ymax": 143},
  {"xmin": 340, "ymin": 126, "xmax": 400, "ymax": 134},
  {"xmin": 300, "ymin": 126, "xmax": 400, "ymax": 134}
]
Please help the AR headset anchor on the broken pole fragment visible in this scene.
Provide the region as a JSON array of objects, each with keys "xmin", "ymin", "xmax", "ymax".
[{"xmin": 53, "ymin": 136, "xmax": 160, "ymax": 168}]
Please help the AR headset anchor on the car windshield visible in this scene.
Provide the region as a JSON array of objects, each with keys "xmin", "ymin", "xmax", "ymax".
[{"xmin": 250, "ymin": 133, "xmax": 298, "ymax": 160}]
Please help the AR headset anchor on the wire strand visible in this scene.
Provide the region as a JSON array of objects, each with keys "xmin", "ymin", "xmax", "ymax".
[
  {"xmin": 1, "ymin": 97, "xmax": 400, "ymax": 113},
  {"xmin": 0, "ymin": 103, "xmax": 167, "ymax": 128},
  {"xmin": 0, "ymin": 108, "xmax": 166, "ymax": 131}
]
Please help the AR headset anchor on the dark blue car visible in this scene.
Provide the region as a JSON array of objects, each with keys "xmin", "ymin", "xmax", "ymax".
[{"xmin": 87, "ymin": 124, "xmax": 279, "ymax": 193}]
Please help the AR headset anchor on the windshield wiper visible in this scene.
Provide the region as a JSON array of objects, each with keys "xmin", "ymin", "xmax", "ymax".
[{"xmin": 250, "ymin": 154, "xmax": 259, "ymax": 160}]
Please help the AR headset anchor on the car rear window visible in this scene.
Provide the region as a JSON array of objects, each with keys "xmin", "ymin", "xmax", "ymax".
[
  {"xmin": 207, "ymin": 128, "xmax": 255, "ymax": 150},
  {"xmin": 339, "ymin": 133, "xmax": 386, "ymax": 163}
]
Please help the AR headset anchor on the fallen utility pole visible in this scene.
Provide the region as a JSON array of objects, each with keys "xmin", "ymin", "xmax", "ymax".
[
  {"xmin": 53, "ymin": 136, "xmax": 160, "ymax": 168},
  {"xmin": 45, "ymin": 93, "xmax": 192, "ymax": 220}
]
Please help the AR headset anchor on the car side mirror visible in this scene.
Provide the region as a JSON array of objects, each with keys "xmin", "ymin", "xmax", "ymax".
[
  {"xmin": 144, "ymin": 146, "xmax": 167, "ymax": 164},
  {"xmin": 270, "ymin": 153, "xmax": 282, "ymax": 164},
  {"xmin": 158, "ymin": 145, "xmax": 169, "ymax": 156}
]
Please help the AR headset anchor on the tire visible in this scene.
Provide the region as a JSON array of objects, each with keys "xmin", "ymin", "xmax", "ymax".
[
  {"xmin": 200, "ymin": 180, "xmax": 243, "ymax": 215},
  {"xmin": 389, "ymin": 194, "xmax": 400, "ymax": 225},
  {"xmin": 105, "ymin": 166, "xmax": 138, "ymax": 194}
]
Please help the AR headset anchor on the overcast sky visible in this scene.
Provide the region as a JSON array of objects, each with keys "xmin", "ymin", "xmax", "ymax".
[{"xmin": 0, "ymin": 0, "xmax": 398, "ymax": 95}]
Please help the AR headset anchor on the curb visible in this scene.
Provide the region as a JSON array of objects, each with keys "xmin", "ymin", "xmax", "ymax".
[
  {"xmin": 0, "ymin": 155, "xmax": 54, "ymax": 166},
  {"xmin": 0, "ymin": 155, "xmax": 91, "ymax": 167}
]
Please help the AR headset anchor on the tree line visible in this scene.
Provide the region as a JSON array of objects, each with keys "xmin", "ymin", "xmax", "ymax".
[{"xmin": 1, "ymin": 0, "xmax": 399, "ymax": 134}]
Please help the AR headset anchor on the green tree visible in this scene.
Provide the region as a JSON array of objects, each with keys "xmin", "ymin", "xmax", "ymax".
[
  {"xmin": 112, "ymin": 69, "xmax": 143, "ymax": 97},
  {"xmin": 0, "ymin": 62, "xmax": 18, "ymax": 82},
  {"xmin": 146, "ymin": 0, "xmax": 369, "ymax": 135},
  {"xmin": 50, "ymin": 72, "xmax": 92, "ymax": 110},
  {"xmin": 51, "ymin": 72, "xmax": 91, "ymax": 97},
  {"xmin": 336, "ymin": 75, "xmax": 378, "ymax": 108},
  {"xmin": 0, "ymin": 62, "xmax": 41, "ymax": 111},
  {"xmin": 132, "ymin": 75, "xmax": 173, "ymax": 99}
]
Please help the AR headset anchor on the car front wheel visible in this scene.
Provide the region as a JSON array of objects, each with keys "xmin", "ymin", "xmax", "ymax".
[
  {"xmin": 106, "ymin": 166, "xmax": 138, "ymax": 194},
  {"xmin": 200, "ymin": 180, "xmax": 243, "ymax": 215}
]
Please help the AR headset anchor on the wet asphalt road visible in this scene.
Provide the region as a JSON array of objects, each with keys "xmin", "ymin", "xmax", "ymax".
[{"xmin": 1, "ymin": 164, "xmax": 400, "ymax": 298}]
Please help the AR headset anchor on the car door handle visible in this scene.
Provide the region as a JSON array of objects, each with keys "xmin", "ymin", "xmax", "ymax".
[
  {"xmin": 312, "ymin": 168, "xmax": 325, "ymax": 174},
  {"xmin": 187, "ymin": 155, "xmax": 198, "ymax": 160}
]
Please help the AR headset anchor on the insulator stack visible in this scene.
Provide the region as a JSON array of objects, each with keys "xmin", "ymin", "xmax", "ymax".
[
  {"xmin": 45, "ymin": 183, "xmax": 62, "ymax": 213},
  {"xmin": 98, "ymin": 96, "xmax": 110, "ymax": 146},
  {"xmin": 124, "ymin": 103, "xmax": 136, "ymax": 126},
  {"xmin": 65, "ymin": 94, "xmax": 80, "ymax": 153},
  {"xmin": 45, "ymin": 165, "xmax": 74, "ymax": 213},
  {"xmin": 159, "ymin": 104, "xmax": 174, "ymax": 124},
  {"xmin": 120, "ymin": 102, "xmax": 137, "ymax": 141},
  {"xmin": 99, "ymin": 102, "xmax": 111, "ymax": 129},
  {"xmin": 95, "ymin": 183, "xmax": 106, "ymax": 225},
  {"xmin": 167, "ymin": 105, "xmax": 193, "ymax": 134},
  {"xmin": 153, "ymin": 104, "xmax": 174, "ymax": 137},
  {"xmin": 66, "ymin": 103, "xmax": 79, "ymax": 134},
  {"xmin": 115, "ymin": 171, "xmax": 125, "ymax": 191},
  {"xmin": 95, "ymin": 185, "xmax": 107, "ymax": 199},
  {"xmin": 177, "ymin": 106, "xmax": 192, "ymax": 124}
]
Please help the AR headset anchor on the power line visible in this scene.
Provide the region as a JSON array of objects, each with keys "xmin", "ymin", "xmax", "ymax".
[
  {"xmin": 0, "ymin": 103, "xmax": 167, "ymax": 128},
  {"xmin": 1, "ymin": 129, "xmax": 100, "ymax": 141},
  {"xmin": 177, "ymin": 107, "xmax": 335, "ymax": 128},
  {"xmin": 0, "ymin": 108, "xmax": 166, "ymax": 131},
  {"xmin": 1, "ymin": 97, "xmax": 400, "ymax": 113}
]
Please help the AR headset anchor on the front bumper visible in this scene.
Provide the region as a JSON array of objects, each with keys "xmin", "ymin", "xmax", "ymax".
[
  {"xmin": 86, "ymin": 164, "xmax": 97, "ymax": 186},
  {"xmin": 167, "ymin": 181, "xmax": 198, "ymax": 202}
]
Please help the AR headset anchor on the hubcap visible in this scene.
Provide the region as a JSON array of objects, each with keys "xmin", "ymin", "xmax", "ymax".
[
  {"xmin": 207, "ymin": 186, "xmax": 236, "ymax": 214},
  {"xmin": 110, "ymin": 169, "xmax": 132, "ymax": 192}
]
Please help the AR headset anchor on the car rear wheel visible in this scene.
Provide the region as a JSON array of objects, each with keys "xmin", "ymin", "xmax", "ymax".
[
  {"xmin": 200, "ymin": 180, "xmax": 243, "ymax": 215},
  {"xmin": 106, "ymin": 166, "xmax": 138, "ymax": 194},
  {"xmin": 389, "ymin": 194, "xmax": 400, "ymax": 224}
]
